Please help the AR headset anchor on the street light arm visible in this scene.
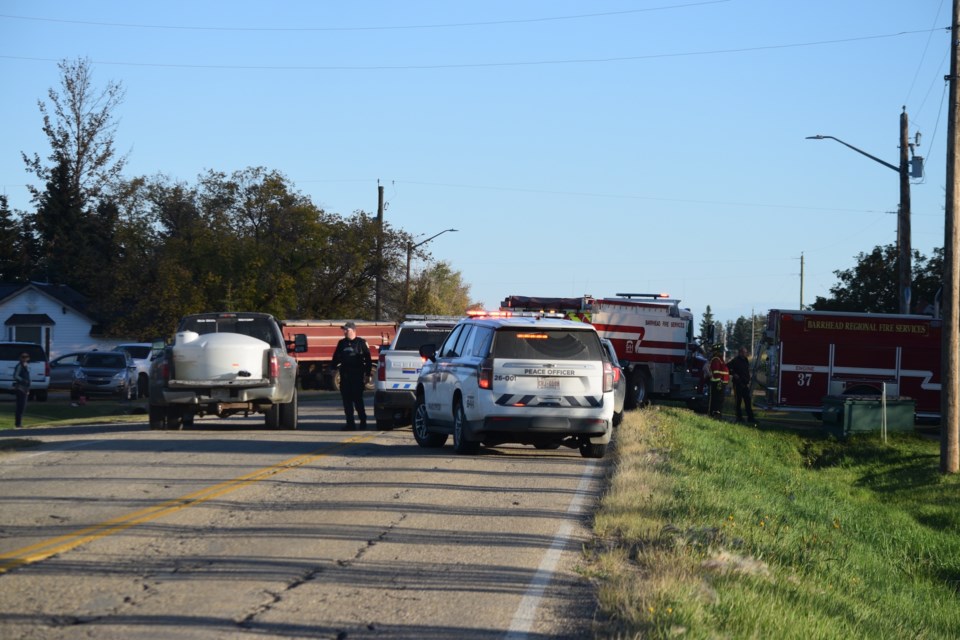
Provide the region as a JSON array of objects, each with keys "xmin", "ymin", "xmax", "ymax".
[
  {"xmin": 411, "ymin": 228, "xmax": 458, "ymax": 251},
  {"xmin": 806, "ymin": 135, "xmax": 899, "ymax": 173}
]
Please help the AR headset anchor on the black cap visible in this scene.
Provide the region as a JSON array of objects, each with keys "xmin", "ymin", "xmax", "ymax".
[{"xmin": 342, "ymin": 321, "xmax": 356, "ymax": 330}]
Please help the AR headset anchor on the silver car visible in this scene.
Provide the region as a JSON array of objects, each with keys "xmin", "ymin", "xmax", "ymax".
[{"xmin": 71, "ymin": 351, "xmax": 138, "ymax": 401}]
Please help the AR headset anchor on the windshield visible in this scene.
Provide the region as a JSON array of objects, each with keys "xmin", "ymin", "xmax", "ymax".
[
  {"xmin": 83, "ymin": 353, "xmax": 127, "ymax": 369},
  {"xmin": 395, "ymin": 328, "xmax": 453, "ymax": 351}
]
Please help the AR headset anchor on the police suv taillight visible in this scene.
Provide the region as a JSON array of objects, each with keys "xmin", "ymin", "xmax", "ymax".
[
  {"xmin": 603, "ymin": 362, "xmax": 614, "ymax": 393},
  {"xmin": 478, "ymin": 357, "xmax": 494, "ymax": 390},
  {"xmin": 377, "ymin": 353, "xmax": 386, "ymax": 381}
]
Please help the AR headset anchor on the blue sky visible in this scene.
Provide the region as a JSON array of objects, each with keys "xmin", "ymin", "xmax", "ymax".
[{"xmin": 0, "ymin": 1, "xmax": 952, "ymax": 323}]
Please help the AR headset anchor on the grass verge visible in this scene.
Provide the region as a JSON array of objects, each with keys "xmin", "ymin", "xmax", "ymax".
[
  {"xmin": 0, "ymin": 394, "xmax": 146, "ymax": 431},
  {"xmin": 587, "ymin": 405, "xmax": 960, "ymax": 639}
]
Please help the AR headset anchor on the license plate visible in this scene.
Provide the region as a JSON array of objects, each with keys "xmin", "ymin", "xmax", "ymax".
[{"xmin": 537, "ymin": 377, "xmax": 561, "ymax": 389}]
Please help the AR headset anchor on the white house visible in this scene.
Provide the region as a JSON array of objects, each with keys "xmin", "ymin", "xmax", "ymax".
[{"xmin": 0, "ymin": 282, "xmax": 127, "ymax": 358}]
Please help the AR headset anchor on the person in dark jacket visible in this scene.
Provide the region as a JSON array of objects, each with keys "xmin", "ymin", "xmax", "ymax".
[
  {"xmin": 13, "ymin": 352, "xmax": 31, "ymax": 428},
  {"xmin": 331, "ymin": 321, "xmax": 372, "ymax": 430},
  {"xmin": 727, "ymin": 346, "xmax": 755, "ymax": 424}
]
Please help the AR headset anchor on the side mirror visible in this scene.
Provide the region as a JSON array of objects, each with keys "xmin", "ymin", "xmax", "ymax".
[
  {"xmin": 419, "ymin": 343, "xmax": 437, "ymax": 362},
  {"xmin": 294, "ymin": 334, "xmax": 308, "ymax": 353}
]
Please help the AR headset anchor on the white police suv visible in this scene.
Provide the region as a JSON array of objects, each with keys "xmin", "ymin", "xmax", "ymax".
[{"xmin": 413, "ymin": 312, "xmax": 615, "ymax": 458}]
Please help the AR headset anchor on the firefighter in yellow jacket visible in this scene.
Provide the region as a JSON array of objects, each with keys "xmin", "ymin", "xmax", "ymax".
[{"xmin": 705, "ymin": 343, "xmax": 730, "ymax": 419}]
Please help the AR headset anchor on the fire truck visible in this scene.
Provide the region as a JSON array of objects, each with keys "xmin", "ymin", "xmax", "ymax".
[
  {"xmin": 280, "ymin": 319, "xmax": 396, "ymax": 391},
  {"xmin": 755, "ymin": 309, "xmax": 942, "ymax": 419},
  {"xmin": 500, "ymin": 294, "xmax": 708, "ymax": 409}
]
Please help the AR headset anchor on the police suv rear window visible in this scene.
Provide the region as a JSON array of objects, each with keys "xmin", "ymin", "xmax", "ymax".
[
  {"xmin": 395, "ymin": 328, "xmax": 453, "ymax": 351},
  {"xmin": 491, "ymin": 329, "xmax": 602, "ymax": 360}
]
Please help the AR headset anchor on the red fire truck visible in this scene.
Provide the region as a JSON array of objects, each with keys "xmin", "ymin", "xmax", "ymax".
[
  {"xmin": 755, "ymin": 309, "xmax": 942, "ymax": 419},
  {"xmin": 280, "ymin": 320, "xmax": 396, "ymax": 391},
  {"xmin": 500, "ymin": 294, "xmax": 708, "ymax": 409}
]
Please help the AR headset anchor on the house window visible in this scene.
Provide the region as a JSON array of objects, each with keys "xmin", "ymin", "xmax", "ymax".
[{"xmin": 14, "ymin": 326, "xmax": 42, "ymax": 344}]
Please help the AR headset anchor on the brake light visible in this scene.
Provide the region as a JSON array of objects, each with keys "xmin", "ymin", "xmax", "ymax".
[
  {"xmin": 603, "ymin": 362, "xmax": 614, "ymax": 393},
  {"xmin": 377, "ymin": 353, "xmax": 386, "ymax": 381},
  {"xmin": 478, "ymin": 357, "xmax": 494, "ymax": 389},
  {"xmin": 269, "ymin": 353, "xmax": 279, "ymax": 380}
]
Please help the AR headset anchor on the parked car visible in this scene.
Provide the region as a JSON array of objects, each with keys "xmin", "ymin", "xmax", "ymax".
[
  {"xmin": 600, "ymin": 338, "xmax": 626, "ymax": 426},
  {"xmin": 0, "ymin": 341, "xmax": 50, "ymax": 401},
  {"xmin": 112, "ymin": 342, "xmax": 161, "ymax": 398},
  {"xmin": 71, "ymin": 351, "xmax": 138, "ymax": 401},
  {"xmin": 413, "ymin": 312, "xmax": 615, "ymax": 458},
  {"xmin": 48, "ymin": 351, "xmax": 90, "ymax": 391}
]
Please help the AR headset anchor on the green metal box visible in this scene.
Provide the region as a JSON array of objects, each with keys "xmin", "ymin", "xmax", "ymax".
[{"xmin": 821, "ymin": 395, "xmax": 915, "ymax": 437}]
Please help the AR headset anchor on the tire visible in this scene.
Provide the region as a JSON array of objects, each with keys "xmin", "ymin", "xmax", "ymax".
[
  {"xmin": 413, "ymin": 395, "xmax": 447, "ymax": 448},
  {"xmin": 452, "ymin": 399, "xmax": 480, "ymax": 455},
  {"xmin": 181, "ymin": 410, "xmax": 195, "ymax": 428},
  {"xmin": 280, "ymin": 389, "xmax": 298, "ymax": 430},
  {"xmin": 627, "ymin": 370, "xmax": 650, "ymax": 409},
  {"xmin": 264, "ymin": 403, "xmax": 280, "ymax": 429},
  {"xmin": 166, "ymin": 406, "xmax": 184, "ymax": 430},
  {"xmin": 613, "ymin": 409, "xmax": 623, "ymax": 427},
  {"xmin": 579, "ymin": 441, "xmax": 607, "ymax": 459},
  {"xmin": 149, "ymin": 404, "xmax": 166, "ymax": 430},
  {"xmin": 137, "ymin": 373, "xmax": 149, "ymax": 399},
  {"xmin": 365, "ymin": 366, "xmax": 376, "ymax": 391},
  {"xmin": 329, "ymin": 371, "xmax": 341, "ymax": 393}
]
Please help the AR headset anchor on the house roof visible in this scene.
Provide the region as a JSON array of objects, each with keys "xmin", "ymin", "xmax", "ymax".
[
  {"xmin": 5, "ymin": 313, "xmax": 55, "ymax": 326},
  {"xmin": 0, "ymin": 282, "xmax": 93, "ymax": 321}
]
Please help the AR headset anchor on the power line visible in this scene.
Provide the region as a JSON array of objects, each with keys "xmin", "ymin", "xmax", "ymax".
[
  {"xmin": 0, "ymin": 28, "xmax": 942, "ymax": 72},
  {"xmin": 0, "ymin": 2, "xmax": 730, "ymax": 32}
]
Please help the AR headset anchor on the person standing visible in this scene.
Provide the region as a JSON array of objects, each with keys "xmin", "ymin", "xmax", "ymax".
[
  {"xmin": 705, "ymin": 344, "xmax": 729, "ymax": 420},
  {"xmin": 13, "ymin": 352, "xmax": 31, "ymax": 428},
  {"xmin": 727, "ymin": 346, "xmax": 756, "ymax": 424},
  {"xmin": 331, "ymin": 321, "xmax": 372, "ymax": 430}
]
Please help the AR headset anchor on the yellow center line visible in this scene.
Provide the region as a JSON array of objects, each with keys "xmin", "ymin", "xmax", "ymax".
[{"xmin": 0, "ymin": 432, "xmax": 379, "ymax": 574}]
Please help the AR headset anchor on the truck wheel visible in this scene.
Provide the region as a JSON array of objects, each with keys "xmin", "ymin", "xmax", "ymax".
[
  {"xmin": 329, "ymin": 371, "xmax": 341, "ymax": 392},
  {"xmin": 627, "ymin": 371, "xmax": 650, "ymax": 409},
  {"xmin": 452, "ymin": 399, "xmax": 480, "ymax": 455},
  {"xmin": 149, "ymin": 405, "xmax": 166, "ymax": 430},
  {"xmin": 280, "ymin": 389, "xmax": 298, "ymax": 430},
  {"xmin": 265, "ymin": 403, "xmax": 280, "ymax": 429},
  {"xmin": 413, "ymin": 395, "xmax": 447, "ymax": 448},
  {"xmin": 579, "ymin": 441, "xmax": 607, "ymax": 458}
]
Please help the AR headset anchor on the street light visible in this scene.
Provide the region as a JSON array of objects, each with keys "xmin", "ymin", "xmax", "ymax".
[
  {"xmin": 405, "ymin": 228, "xmax": 458, "ymax": 312},
  {"xmin": 807, "ymin": 110, "xmax": 913, "ymax": 314}
]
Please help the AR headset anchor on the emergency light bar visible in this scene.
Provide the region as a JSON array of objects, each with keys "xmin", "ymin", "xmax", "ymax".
[
  {"xmin": 467, "ymin": 310, "xmax": 566, "ymax": 319},
  {"xmin": 615, "ymin": 292, "xmax": 671, "ymax": 299}
]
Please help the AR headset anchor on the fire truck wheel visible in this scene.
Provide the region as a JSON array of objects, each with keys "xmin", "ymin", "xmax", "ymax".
[{"xmin": 627, "ymin": 371, "xmax": 651, "ymax": 409}]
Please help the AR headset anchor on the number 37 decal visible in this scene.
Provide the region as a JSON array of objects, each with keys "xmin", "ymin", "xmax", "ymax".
[{"xmin": 797, "ymin": 373, "xmax": 813, "ymax": 387}]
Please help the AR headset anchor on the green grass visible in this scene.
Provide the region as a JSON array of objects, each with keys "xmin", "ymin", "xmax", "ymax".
[
  {"xmin": 0, "ymin": 393, "xmax": 146, "ymax": 431},
  {"xmin": 588, "ymin": 405, "xmax": 960, "ymax": 639}
]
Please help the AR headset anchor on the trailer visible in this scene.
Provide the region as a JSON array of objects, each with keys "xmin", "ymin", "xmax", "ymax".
[
  {"xmin": 280, "ymin": 320, "xmax": 396, "ymax": 391},
  {"xmin": 755, "ymin": 309, "xmax": 942, "ymax": 419}
]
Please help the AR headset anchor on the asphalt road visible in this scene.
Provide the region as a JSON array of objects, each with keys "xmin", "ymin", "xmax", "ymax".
[{"xmin": 0, "ymin": 393, "xmax": 606, "ymax": 639}]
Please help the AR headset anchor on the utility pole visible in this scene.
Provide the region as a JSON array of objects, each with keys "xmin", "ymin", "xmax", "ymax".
[
  {"xmin": 942, "ymin": 0, "xmax": 960, "ymax": 474},
  {"xmin": 799, "ymin": 252, "xmax": 804, "ymax": 309},
  {"xmin": 900, "ymin": 108, "xmax": 913, "ymax": 314},
  {"xmin": 375, "ymin": 184, "xmax": 384, "ymax": 321}
]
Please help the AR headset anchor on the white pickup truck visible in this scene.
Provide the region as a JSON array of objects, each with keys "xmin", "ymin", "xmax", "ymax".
[
  {"xmin": 148, "ymin": 312, "xmax": 305, "ymax": 430},
  {"xmin": 373, "ymin": 316, "xmax": 460, "ymax": 429}
]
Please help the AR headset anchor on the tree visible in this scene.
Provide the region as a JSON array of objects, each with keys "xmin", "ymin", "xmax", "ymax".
[
  {"xmin": 407, "ymin": 262, "xmax": 475, "ymax": 316},
  {"xmin": 0, "ymin": 195, "xmax": 33, "ymax": 281},
  {"xmin": 22, "ymin": 57, "xmax": 127, "ymax": 293},
  {"xmin": 812, "ymin": 244, "xmax": 943, "ymax": 314},
  {"xmin": 699, "ymin": 305, "xmax": 715, "ymax": 340}
]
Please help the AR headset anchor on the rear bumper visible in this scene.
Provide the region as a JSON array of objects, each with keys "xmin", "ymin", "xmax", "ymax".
[
  {"xmin": 472, "ymin": 415, "xmax": 611, "ymax": 444},
  {"xmin": 374, "ymin": 388, "xmax": 417, "ymax": 419}
]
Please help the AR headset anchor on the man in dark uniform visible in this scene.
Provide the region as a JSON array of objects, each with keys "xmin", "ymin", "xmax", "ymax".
[
  {"xmin": 727, "ymin": 347, "xmax": 756, "ymax": 424},
  {"xmin": 331, "ymin": 321, "xmax": 372, "ymax": 430}
]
